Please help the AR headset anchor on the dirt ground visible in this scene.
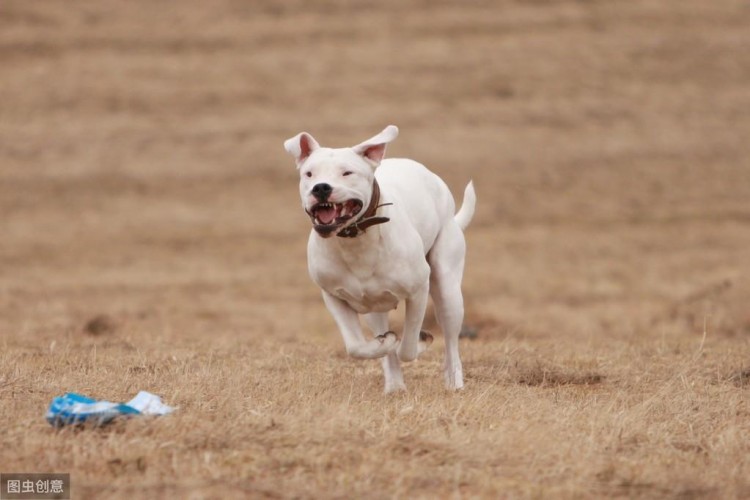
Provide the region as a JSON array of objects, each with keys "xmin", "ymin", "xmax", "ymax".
[{"xmin": 2, "ymin": 0, "xmax": 750, "ymax": 498}]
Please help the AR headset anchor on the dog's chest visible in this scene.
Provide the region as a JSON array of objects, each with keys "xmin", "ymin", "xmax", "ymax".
[
  {"xmin": 333, "ymin": 286, "xmax": 400, "ymax": 313},
  {"xmin": 312, "ymin": 252, "xmax": 422, "ymax": 313},
  {"xmin": 308, "ymin": 220, "xmax": 431, "ymax": 314},
  {"xmin": 319, "ymin": 258, "xmax": 407, "ymax": 313}
]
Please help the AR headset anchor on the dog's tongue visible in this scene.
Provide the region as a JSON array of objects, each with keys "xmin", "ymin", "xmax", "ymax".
[{"xmin": 316, "ymin": 206, "xmax": 337, "ymax": 224}]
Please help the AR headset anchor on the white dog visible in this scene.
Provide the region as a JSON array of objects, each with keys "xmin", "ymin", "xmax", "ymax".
[{"xmin": 284, "ymin": 125, "xmax": 476, "ymax": 392}]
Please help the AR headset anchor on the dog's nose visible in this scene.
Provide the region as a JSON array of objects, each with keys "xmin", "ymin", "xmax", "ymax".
[{"xmin": 311, "ymin": 183, "xmax": 333, "ymax": 201}]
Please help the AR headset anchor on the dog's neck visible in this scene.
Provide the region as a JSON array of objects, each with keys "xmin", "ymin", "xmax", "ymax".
[{"xmin": 337, "ymin": 179, "xmax": 391, "ymax": 238}]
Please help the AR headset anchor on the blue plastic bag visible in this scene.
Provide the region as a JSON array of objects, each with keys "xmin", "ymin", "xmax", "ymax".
[{"xmin": 46, "ymin": 391, "xmax": 173, "ymax": 427}]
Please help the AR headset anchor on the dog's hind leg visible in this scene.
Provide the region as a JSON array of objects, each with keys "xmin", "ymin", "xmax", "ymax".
[
  {"xmin": 323, "ymin": 292, "xmax": 397, "ymax": 359},
  {"xmin": 365, "ymin": 313, "xmax": 406, "ymax": 393},
  {"xmin": 397, "ymin": 281, "xmax": 430, "ymax": 363},
  {"xmin": 428, "ymin": 222, "xmax": 466, "ymax": 390}
]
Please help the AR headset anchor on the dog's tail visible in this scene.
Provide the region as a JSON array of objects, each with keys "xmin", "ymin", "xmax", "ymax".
[{"xmin": 454, "ymin": 181, "xmax": 476, "ymax": 231}]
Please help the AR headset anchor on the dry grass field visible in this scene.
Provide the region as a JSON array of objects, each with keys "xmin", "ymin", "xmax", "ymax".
[{"xmin": 2, "ymin": 0, "xmax": 750, "ymax": 498}]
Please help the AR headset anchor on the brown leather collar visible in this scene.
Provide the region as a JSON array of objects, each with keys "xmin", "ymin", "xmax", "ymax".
[{"xmin": 337, "ymin": 179, "xmax": 392, "ymax": 238}]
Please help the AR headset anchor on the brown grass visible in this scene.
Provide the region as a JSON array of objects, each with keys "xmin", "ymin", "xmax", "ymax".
[{"xmin": 2, "ymin": 0, "xmax": 750, "ymax": 498}]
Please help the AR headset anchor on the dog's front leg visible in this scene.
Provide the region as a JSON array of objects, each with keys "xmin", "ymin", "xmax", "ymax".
[
  {"xmin": 322, "ymin": 291, "xmax": 397, "ymax": 359},
  {"xmin": 364, "ymin": 313, "xmax": 406, "ymax": 393},
  {"xmin": 397, "ymin": 281, "xmax": 430, "ymax": 362}
]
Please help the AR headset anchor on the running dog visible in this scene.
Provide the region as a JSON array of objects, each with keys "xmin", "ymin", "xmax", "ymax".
[{"xmin": 284, "ymin": 125, "xmax": 475, "ymax": 392}]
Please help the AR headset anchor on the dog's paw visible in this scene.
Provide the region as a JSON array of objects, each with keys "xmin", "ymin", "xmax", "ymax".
[
  {"xmin": 384, "ymin": 380, "xmax": 407, "ymax": 394},
  {"xmin": 417, "ymin": 330, "xmax": 434, "ymax": 355},
  {"xmin": 444, "ymin": 365, "xmax": 465, "ymax": 391},
  {"xmin": 376, "ymin": 331, "xmax": 398, "ymax": 349},
  {"xmin": 348, "ymin": 332, "xmax": 397, "ymax": 359},
  {"xmin": 419, "ymin": 330, "xmax": 434, "ymax": 345}
]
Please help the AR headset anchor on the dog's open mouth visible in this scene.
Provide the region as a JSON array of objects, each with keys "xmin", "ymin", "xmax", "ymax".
[{"xmin": 310, "ymin": 199, "xmax": 363, "ymax": 235}]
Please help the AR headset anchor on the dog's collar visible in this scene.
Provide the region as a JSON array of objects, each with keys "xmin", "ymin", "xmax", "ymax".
[{"xmin": 337, "ymin": 178, "xmax": 392, "ymax": 238}]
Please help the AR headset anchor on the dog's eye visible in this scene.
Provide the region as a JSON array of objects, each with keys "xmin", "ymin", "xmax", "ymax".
[
  {"xmin": 342, "ymin": 171, "xmax": 353, "ymax": 177},
  {"xmin": 305, "ymin": 171, "xmax": 312, "ymax": 178}
]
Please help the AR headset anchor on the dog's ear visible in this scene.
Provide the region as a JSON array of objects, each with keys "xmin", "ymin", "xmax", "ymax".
[
  {"xmin": 352, "ymin": 125, "xmax": 399, "ymax": 167},
  {"xmin": 284, "ymin": 132, "xmax": 320, "ymax": 167}
]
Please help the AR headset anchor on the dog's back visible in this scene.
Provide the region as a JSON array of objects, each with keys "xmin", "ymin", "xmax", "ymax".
[{"xmin": 376, "ymin": 158, "xmax": 474, "ymax": 254}]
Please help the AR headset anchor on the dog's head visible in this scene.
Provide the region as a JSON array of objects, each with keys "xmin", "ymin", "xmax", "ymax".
[{"xmin": 284, "ymin": 125, "xmax": 398, "ymax": 237}]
